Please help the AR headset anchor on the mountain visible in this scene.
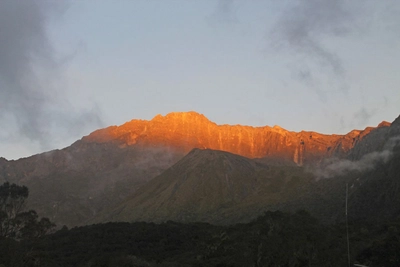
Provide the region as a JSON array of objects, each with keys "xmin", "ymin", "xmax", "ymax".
[
  {"xmin": 96, "ymin": 148, "xmax": 311, "ymax": 224},
  {"xmin": 94, "ymin": 115, "xmax": 400, "ymax": 225},
  {"xmin": 84, "ymin": 111, "xmax": 387, "ymax": 165},
  {"xmin": 0, "ymin": 111, "xmax": 395, "ymax": 227}
]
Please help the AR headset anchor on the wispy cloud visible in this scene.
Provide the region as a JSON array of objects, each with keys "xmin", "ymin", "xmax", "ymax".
[
  {"xmin": 352, "ymin": 107, "xmax": 374, "ymax": 127},
  {"xmin": 207, "ymin": 0, "xmax": 238, "ymax": 25},
  {"xmin": 271, "ymin": 0, "xmax": 352, "ymax": 71},
  {"xmin": 269, "ymin": 0, "xmax": 357, "ymax": 100}
]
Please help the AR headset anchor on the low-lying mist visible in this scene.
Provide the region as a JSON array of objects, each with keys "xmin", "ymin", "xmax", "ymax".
[{"xmin": 313, "ymin": 136, "xmax": 400, "ymax": 179}]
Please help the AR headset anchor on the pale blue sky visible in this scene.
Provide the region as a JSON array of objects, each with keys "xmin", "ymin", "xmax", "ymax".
[{"xmin": 1, "ymin": 0, "xmax": 399, "ymax": 159}]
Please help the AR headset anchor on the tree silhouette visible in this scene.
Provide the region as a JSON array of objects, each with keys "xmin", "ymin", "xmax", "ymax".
[{"xmin": 0, "ymin": 182, "xmax": 55, "ymax": 240}]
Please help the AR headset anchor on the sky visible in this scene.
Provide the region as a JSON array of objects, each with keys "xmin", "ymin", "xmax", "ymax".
[{"xmin": 1, "ymin": 0, "xmax": 399, "ymax": 160}]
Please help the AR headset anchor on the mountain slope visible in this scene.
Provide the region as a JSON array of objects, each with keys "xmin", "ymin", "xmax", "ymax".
[
  {"xmin": 99, "ymin": 148, "xmax": 311, "ymax": 224},
  {"xmin": 0, "ymin": 142, "xmax": 183, "ymax": 226},
  {"xmin": 346, "ymin": 115, "xmax": 400, "ymax": 221}
]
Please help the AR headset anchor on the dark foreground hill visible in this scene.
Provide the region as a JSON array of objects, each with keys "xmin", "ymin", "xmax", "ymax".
[{"xmin": 2, "ymin": 211, "xmax": 399, "ymax": 267}]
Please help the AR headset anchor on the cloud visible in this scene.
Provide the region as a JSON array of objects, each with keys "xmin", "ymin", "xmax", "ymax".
[
  {"xmin": 352, "ymin": 107, "xmax": 374, "ymax": 127},
  {"xmin": 0, "ymin": 1, "xmax": 102, "ymax": 152},
  {"xmin": 271, "ymin": 0, "xmax": 352, "ymax": 71},
  {"xmin": 314, "ymin": 136, "xmax": 400, "ymax": 178},
  {"xmin": 269, "ymin": 0, "xmax": 357, "ymax": 99}
]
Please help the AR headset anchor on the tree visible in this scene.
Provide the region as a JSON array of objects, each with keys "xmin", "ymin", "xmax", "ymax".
[{"xmin": 0, "ymin": 182, "xmax": 55, "ymax": 240}]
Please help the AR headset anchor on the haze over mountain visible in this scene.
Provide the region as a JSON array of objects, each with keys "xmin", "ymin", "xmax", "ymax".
[{"xmin": 0, "ymin": 112, "xmax": 398, "ymax": 227}]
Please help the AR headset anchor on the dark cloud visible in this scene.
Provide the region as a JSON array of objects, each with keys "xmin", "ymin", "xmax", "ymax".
[
  {"xmin": 0, "ymin": 1, "xmax": 102, "ymax": 152},
  {"xmin": 0, "ymin": 1, "xmax": 52, "ymax": 142}
]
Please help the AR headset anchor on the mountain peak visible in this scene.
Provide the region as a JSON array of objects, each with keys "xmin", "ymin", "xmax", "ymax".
[
  {"xmin": 181, "ymin": 148, "xmax": 247, "ymax": 164},
  {"xmin": 151, "ymin": 111, "xmax": 212, "ymax": 124},
  {"xmin": 377, "ymin": 121, "xmax": 391, "ymax": 128},
  {"xmin": 107, "ymin": 148, "xmax": 271, "ymax": 223}
]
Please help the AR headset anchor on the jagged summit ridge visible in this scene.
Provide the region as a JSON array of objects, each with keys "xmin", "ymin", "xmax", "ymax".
[
  {"xmin": 83, "ymin": 111, "xmax": 390, "ymax": 164},
  {"xmin": 151, "ymin": 111, "xmax": 212, "ymax": 123}
]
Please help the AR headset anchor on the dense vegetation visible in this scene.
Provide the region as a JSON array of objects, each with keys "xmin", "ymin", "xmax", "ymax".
[
  {"xmin": 1, "ymin": 210, "xmax": 399, "ymax": 267},
  {"xmin": 0, "ymin": 182, "xmax": 55, "ymax": 240}
]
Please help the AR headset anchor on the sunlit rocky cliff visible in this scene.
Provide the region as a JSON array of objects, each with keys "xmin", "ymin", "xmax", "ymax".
[{"xmin": 84, "ymin": 111, "xmax": 389, "ymax": 165}]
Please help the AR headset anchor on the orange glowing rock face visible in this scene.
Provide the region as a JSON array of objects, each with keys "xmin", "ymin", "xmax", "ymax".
[{"xmin": 84, "ymin": 111, "xmax": 390, "ymax": 165}]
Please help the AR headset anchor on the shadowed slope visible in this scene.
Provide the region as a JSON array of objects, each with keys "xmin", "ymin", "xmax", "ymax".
[
  {"xmin": 101, "ymin": 148, "xmax": 311, "ymax": 224},
  {"xmin": 0, "ymin": 142, "xmax": 183, "ymax": 227}
]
